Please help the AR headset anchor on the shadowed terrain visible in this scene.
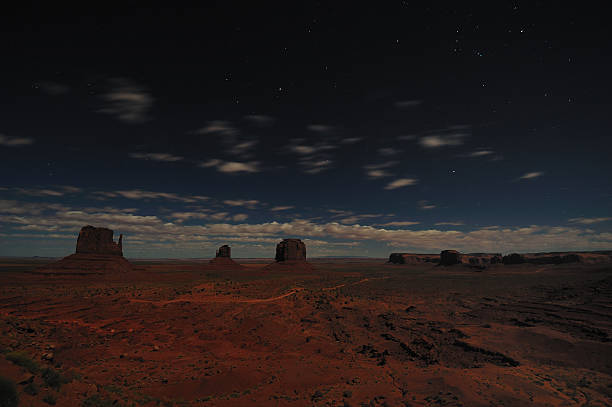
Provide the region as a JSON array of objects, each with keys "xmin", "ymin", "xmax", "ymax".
[{"xmin": 1, "ymin": 259, "xmax": 611, "ymax": 406}]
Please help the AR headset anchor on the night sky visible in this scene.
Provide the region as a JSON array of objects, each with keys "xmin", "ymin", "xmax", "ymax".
[{"xmin": 1, "ymin": 2, "xmax": 611, "ymax": 258}]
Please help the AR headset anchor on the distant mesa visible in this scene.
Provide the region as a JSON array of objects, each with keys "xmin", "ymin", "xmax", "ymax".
[
  {"xmin": 388, "ymin": 253, "xmax": 439, "ymax": 264},
  {"xmin": 388, "ymin": 249, "xmax": 611, "ymax": 268},
  {"xmin": 209, "ymin": 245, "xmax": 243, "ymax": 269},
  {"xmin": 36, "ymin": 225, "xmax": 132, "ymax": 274},
  {"xmin": 275, "ymin": 238, "xmax": 307, "ymax": 262}
]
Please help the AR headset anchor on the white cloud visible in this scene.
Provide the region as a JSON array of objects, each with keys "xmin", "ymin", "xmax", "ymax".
[
  {"xmin": 435, "ymin": 221, "xmax": 464, "ymax": 226},
  {"xmin": 96, "ymin": 189, "xmax": 208, "ymax": 203},
  {"xmin": 340, "ymin": 137, "xmax": 362, "ymax": 144},
  {"xmin": 223, "ymin": 200, "xmax": 259, "ymax": 207},
  {"xmin": 98, "ymin": 78, "xmax": 153, "ymax": 123},
  {"xmin": 468, "ymin": 150, "xmax": 494, "ymax": 157},
  {"xmin": 244, "ymin": 115, "xmax": 275, "ymax": 125},
  {"xmin": 192, "ymin": 121, "xmax": 238, "ymax": 136},
  {"xmin": 130, "ymin": 152, "xmax": 183, "ymax": 162},
  {"xmin": 568, "ymin": 217, "xmax": 612, "ymax": 225},
  {"xmin": 367, "ymin": 169, "xmax": 393, "ymax": 179},
  {"xmin": 199, "ymin": 159, "xmax": 260, "ymax": 173},
  {"xmin": 378, "ymin": 221, "xmax": 420, "ymax": 227},
  {"xmin": 290, "ymin": 145, "xmax": 317, "ymax": 155},
  {"xmin": 307, "ymin": 124, "xmax": 333, "ymax": 132},
  {"xmin": 419, "ymin": 133, "xmax": 466, "ymax": 148},
  {"xmin": 384, "ymin": 178, "xmax": 418, "ymax": 190},
  {"xmin": 519, "ymin": 171, "xmax": 544, "ymax": 180},
  {"xmin": 270, "ymin": 206, "xmax": 294, "ymax": 211},
  {"xmin": 418, "ymin": 200, "xmax": 436, "ymax": 210},
  {"xmin": 228, "ymin": 140, "xmax": 258, "ymax": 155},
  {"xmin": 232, "ymin": 214, "xmax": 249, "ymax": 222},
  {"xmin": 0, "ymin": 135, "xmax": 34, "ymax": 147},
  {"xmin": 378, "ymin": 147, "xmax": 399, "ymax": 156}
]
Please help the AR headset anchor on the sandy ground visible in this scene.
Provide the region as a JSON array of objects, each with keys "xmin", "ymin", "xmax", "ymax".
[{"xmin": 0, "ymin": 259, "xmax": 611, "ymax": 406}]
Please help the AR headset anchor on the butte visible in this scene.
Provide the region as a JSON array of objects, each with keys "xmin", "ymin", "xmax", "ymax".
[{"xmin": 36, "ymin": 225, "xmax": 133, "ymax": 274}]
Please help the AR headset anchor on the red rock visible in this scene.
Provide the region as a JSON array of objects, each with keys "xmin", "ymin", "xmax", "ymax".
[
  {"xmin": 275, "ymin": 239, "xmax": 306, "ymax": 262},
  {"xmin": 216, "ymin": 245, "xmax": 231, "ymax": 258},
  {"xmin": 440, "ymin": 250, "xmax": 463, "ymax": 265},
  {"xmin": 36, "ymin": 225, "xmax": 132, "ymax": 274},
  {"xmin": 388, "ymin": 253, "xmax": 439, "ymax": 264},
  {"xmin": 76, "ymin": 225, "xmax": 123, "ymax": 256}
]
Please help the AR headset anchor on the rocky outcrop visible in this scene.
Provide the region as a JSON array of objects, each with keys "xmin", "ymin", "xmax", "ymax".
[
  {"xmin": 37, "ymin": 226, "xmax": 131, "ymax": 274},
  {"xmin": 76, "ymin": 226, "xmax": 123, "ymax": 256},
  {"xmin": 502, "ymin": 253, "xmax": 526, "ymax": 265},
  {"xmin": 216, "ymin": 245, "xmax": 231, "ymax": 258},
  {"xmin": 440, "ymin": 250, "xmax": 463, "ymax": 265},
  {"xmin": 209, "ymin": 245, "xmax": 244, "ymax": 269},
  {"xmin": 388, "ymin": 253, "xmax": 439, "ymax": 264},
  {"xmin": 275, "ymin": 239, "xmax": 307, "ymax": 262}
]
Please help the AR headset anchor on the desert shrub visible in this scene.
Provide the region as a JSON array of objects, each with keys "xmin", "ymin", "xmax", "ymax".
[
  {"xmin": 5, "ymin": 351, "xmax": 39, "ymax": 373},
  {"xmin": 0, "ymin": 376, "xmax": 19, "ymax": 407},
  {"xmin": 82, "ymin": 394, "xmax": 118, "ymax": 407},
  {"xmin": 43, "ymin": 392, "xmax": 57, "ymax": 405},
  {"xmin": 42, "ymin": 367, "xmax": 69, "ymax": 390},
  {"xmin": 23, "ymin": 381, "xmax": 39, "ymax": 395}
]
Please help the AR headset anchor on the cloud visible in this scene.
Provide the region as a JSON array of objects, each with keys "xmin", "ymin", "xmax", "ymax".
[
  {"xmin": 0, "ymin": 135, "xmax": 34, "ymax": 147},
  {"xmin": 467, "ymin": 150, "xmax": 494, "ymax": 157},
  {"xmin": 378, "ymin": 147, "xmax": 399, "ymax": 156},
  {"xmin": 200, "ymin": 159, "xmax": 260, "ymax": 173},
  {"xmin": 130, "ymin": 152, "xmax": 183, "ymax": 162},
  {"xmin": 244, "ymin": 115, "xmax": 275, "ymax": 126},
  {"xmin": 395, "ymin": 100, "xmax": 422, "ymax": 108},
  {"xmin": 96, "ymin": 189, "xmax": 208, "ymax": 203},
  {"xmin": 289, "ymin": 145, "xmax": 317, "ymax": 155},
  {"xmin": 98, "ymin": 78, "xmax": 153, "ymax": 123},
  {"xmin": 364, "ymin": 161, "xmax": 398, "ymax": 179},
  {"xmin": 228, "ymin": 140, "xmax": 258, "ymax": 156},
  {"xmin": 419, "ymin": 133, "xmax": 466, "ymax": 148},
  {"xmin": 192, "ymin": 121, "xmax": 239, "ymax": 137},
  {"xmin": 519, "ymin": 171, "xmax": 544, "ymax": 180},
  {"xmin": 568, "ymin": 217, "xmax": 612, "ymax": 225},
  {"xmin": 270, "ymin": 206, "xmax": 294, "ymax": 211},
  {"xmin": 307, "ymin": 124, "xmax": 333, "ymax": 133},
  {"xmin": 377, "ymin": 221, "xmax": 420, "ymax": 227},
  {"xmin": 2, "ymin": 200, "xmax": 612, "ymax": 255},
  {"xmin": 367, "ymin": 169, "xmax": 393, "ymax": 179},
  {"xmin": 339, "ymin": 137, "xmax": 362, "ymax": 144},
  {"xmin": 232, "ymin": 214, "xmax": 249, "ymax": 222},
  {"xmin": 418, "ymin": 200, "xmax": 436, "ymax": 210},
  {"xmin": 223, "ymin": 200, "xmax": 259, "ymax": 207},
  {"xmin": 435, "ymin": 221, "xmax": 464, "ymax": 226},
  {"xmin": 384, "ymin": 178, "xmax": 418, "ymax": 190},
  {"xmin": 12, "ymin": 186, "xmax": 81, "ymax": 197},
  {"xmin": 302, "ymin": 159, "xmax": 333, "ymax": 174}
]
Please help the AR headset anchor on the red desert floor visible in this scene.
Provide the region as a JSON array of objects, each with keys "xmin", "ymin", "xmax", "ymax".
[{"xmin": 1, "ymin": 259, "xmax": 611, "ymax": 406}]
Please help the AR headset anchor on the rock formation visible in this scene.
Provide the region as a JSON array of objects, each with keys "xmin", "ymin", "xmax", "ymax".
[
  {"xmin": 502, "ymin": 253, "xmax": 526, "ymax": 265},
  {"xmin": 209, "ymin": 245, "xmax": 243, "ymax": 269},
  {"xmin": 76, "ymin": 225, "xmax": 123, "ymax": 256},
  {"xmin": 275, "ymin": 239, "xmax": 307, "ymax": 262},
  {"xmin": 440, "ymin": 250, "xmax": 463, "ymax": 265},
  {"xmin": 36, "ymin": 226, "xmax": 132, "ymax": 274},
  {"xmin": 388, "ymin": 253, "xmax": 439, "ymax": 264},
  {"xmin": 216, "ymin": 245, "xmax": 231, "ymax": 258}
]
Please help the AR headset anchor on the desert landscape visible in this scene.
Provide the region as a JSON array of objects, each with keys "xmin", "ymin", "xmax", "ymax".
[{"xmin": 1, "ymin": 227, "xmax": 611, "ymax": 406}]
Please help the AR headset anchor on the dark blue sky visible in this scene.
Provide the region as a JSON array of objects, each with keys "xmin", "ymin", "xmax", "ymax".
[{"xmin": 1, "ymin": 2, "xmax": 611, "ymax": 258}]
